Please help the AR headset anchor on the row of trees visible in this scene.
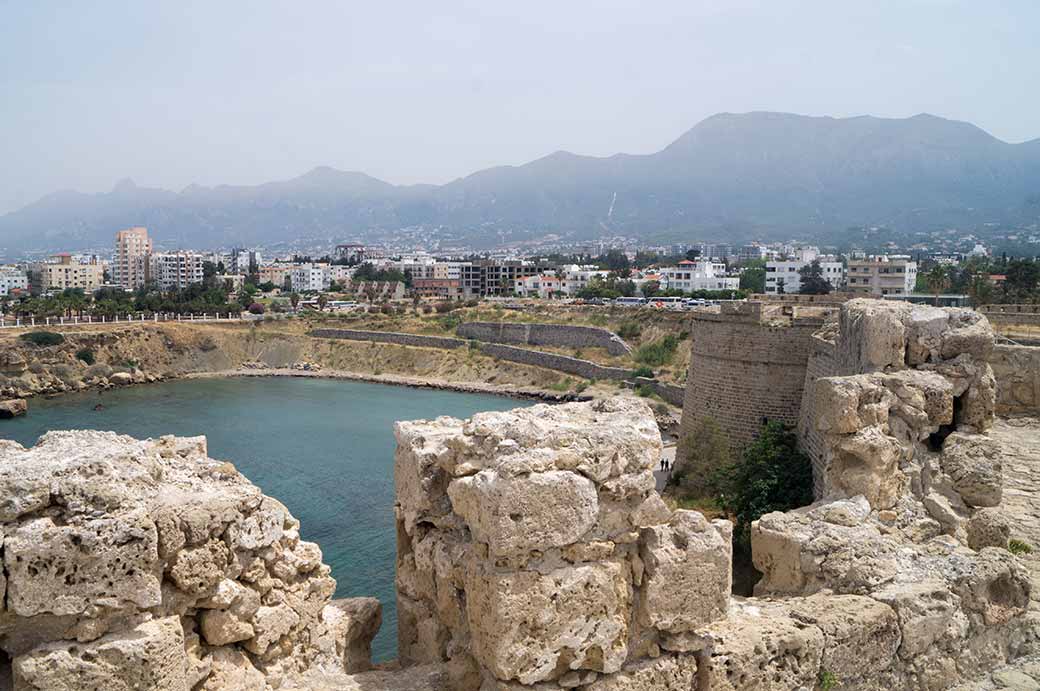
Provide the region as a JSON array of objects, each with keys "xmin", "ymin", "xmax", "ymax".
[{"xmin": 917, "ymin": 257, "xmax": 1040, "ymax": 305}]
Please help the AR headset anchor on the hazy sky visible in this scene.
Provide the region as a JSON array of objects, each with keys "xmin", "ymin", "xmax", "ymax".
[{"xmin": 1, "ymin": 0, "xmax": 1038, "ymax": 214}]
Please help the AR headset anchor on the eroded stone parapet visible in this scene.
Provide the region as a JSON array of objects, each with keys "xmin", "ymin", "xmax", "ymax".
[
  {"xmin": 701, "ymin": 604, "xmax": 825, "ymax": 691},
  {"xmin": 638, "ymin": 510, "xmax": 732, "ymax": 633},
  {"xmin": 0, "ymin": 430, "xmax": 369, "ymax": 690},
  {"xmin": 464, "ymin": 558, "xmax": 632, "ymax": 685},
  {"xmin": 12, "ymin": 616, "xmax": 188, "ymax": 691}
]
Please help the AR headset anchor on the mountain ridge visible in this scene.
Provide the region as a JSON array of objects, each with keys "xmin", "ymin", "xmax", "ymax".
[{"xmin": 2, "ymin": 111, "xmax": 1039, "ymax": 254}]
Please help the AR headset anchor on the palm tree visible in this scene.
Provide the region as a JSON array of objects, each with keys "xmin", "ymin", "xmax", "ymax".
[{"xmin": 925, "ymin": 265, "xmax": 949, "ymax": 306}]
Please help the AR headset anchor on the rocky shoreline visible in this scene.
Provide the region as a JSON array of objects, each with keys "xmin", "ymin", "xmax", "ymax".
[{"xmin": 187, "ymin": 367, "xmax": 593, "ymax": 403}]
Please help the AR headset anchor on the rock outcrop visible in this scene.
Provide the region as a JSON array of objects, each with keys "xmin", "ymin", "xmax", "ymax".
[
  {"xmin": 0, "ymin": 431, "xmax": 380, "ymax": 690},
  {"xmin": 0, "ymin": 399, "xmax": 26, "ymax": 418}
]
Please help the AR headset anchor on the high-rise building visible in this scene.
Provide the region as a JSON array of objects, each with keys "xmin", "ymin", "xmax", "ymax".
[
  {"xmin": 113, "ymin": 227, "xmax": 153, "ymax": 290},
  {"xmin": 149, "ymin": 251, "xmax": 205, "ymax": 291}
]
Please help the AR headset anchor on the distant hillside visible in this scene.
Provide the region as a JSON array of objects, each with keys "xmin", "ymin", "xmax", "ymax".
[{"xmin": 2, "ymin": 112, "xmax": 1039, "ymax": 253}]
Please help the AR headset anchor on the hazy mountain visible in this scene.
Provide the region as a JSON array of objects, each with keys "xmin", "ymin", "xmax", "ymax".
[{"xmin": 2, "ymin": 112, "xmax": 1039, "ymax": 254}]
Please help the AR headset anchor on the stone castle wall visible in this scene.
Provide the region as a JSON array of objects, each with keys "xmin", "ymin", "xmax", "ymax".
[
  {"xmin": 457, "ymin": 322, "xmax": 632, "ymax": 356},
  {"xmin": 676, "ymin": 303, "xmax": 831, "ymax": 462},
  {"xmin": 310, "ymin": 329, "xmax": 636, "ymax": 381},
  {"xmin": 991, "ymin": 343, "xmax": 1040, "ymax": 415},
  {"xmin": 796, "ymin": 332, "xmax": 838, "ymax": 494}
]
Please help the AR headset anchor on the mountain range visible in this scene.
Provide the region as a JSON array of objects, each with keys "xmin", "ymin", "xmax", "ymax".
[{"xmin": 2, "ymin": 112, "xmax": 1039, "ymax": 254}]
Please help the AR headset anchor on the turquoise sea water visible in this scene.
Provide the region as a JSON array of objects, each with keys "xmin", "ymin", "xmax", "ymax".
[{"xmin": 0, "ymin": 376, "xmax": 531, "ymax": 661}]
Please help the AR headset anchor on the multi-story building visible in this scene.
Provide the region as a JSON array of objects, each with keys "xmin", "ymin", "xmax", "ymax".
[
  {"xmin": 557, "ymin": 265, "xmax": 610, "ymax": 296},
  {"xmin": 288, "ymin": 263, "xmax": 331, "ymax": 292},
  {"xmin": 0, "ymin": 266, "xmax": 29, "ymax": 296},
  {"xmin": 259, "ymin": 264, "xmax": 293, "ymax": 289},
  {"xmin": 149, "ymin": 251, "xmax": 205, "ymax": 291},
  {"xmin": 658, "ymin": 260, "xmax": 739, "ymax": 292},
  {"xmin": 113, "ymin": 227, "xmax": 153, "ymax": 290},
  {"xmin": 334, "ymin": 244, "xmax": 366, "ymax": 264},
  {"xmin": 846, "ymin": 255, "xmax": 918, "ymax": 297},
  {"xmin": 230, "ymin": 248, "xmax": 262, "ymax": 276},
  {"xmin": 513, "ymin": 274, "xmax": 563, "ymax": 299},
  {"xmin": 412, "ymin": 278, "xmax": 463, "ymax": 300},
  {"xmin": 459, "ymin": 260, "xmax": 554, "ymax": 298},
  {"xmin": 764, "ymin": 247, "xmax": 845, "ymax": 295},
  {"xmin": 29, "ymin": 254, "xmax": 104, "ymax": 294}
]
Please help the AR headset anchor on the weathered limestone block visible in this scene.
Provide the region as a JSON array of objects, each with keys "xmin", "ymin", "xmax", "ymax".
[
  {"xmin": 464, "ymin": 559, "xmax": 632, "ymax": 684},
  {"xmin": 197, "ymin": 647, "xmax": 266, "ymax": 691},
  {"xmin": 638, "ymin": 510, "xmax": 732, "ymax": 633},
  {"xmin": 941, "ymin": 432, "xmax": 1003, "ymax": 508},
  {"xmin": 950, "ymin": 548, "xmax": 1031, "ymax": 627},
  {"xmin": 108, "ymin": 371, "xmax": 134, "ymax": 385},
  {"xmin": 941, "ymin": 309, "xmax": 995, "ymax": 362},
  {"xmin": 828, "ymin": 426, "xmax": 906, "ymax": 509},
  {"xmin": 4, "ymin": 513, "xmax": 162, "ymax": 617},
  {"xmin": 905, "ymin": 304, "xmax": 950, "ymax": 365},
  {"xmin": 169, "ymin": 538, "xmax": 232, "ymax": 595},
  {"xmin": 966, "ymin": 508, "xmax": 1011, "ymax": 551},
  {"xmin": 200, "ymin": 608, "xmax": 255, "ymax": 646},
  {"xmin": 583, "ymin": 656, "xmax": 699, "ymax": 690},
  {"xmin": 702, "ymin": 609, "xmax": 825, "ymax": 690},
  {"xmin": 245, "ymin": 603, "xmax": 302, "ymax": 656},
  {"xmin": 838, "ymin": 299, "xmax": 912, "ymax": 373},
  {"xmin": 12, "ymin": 616, "xmax": 188, "ymax": 691},
  {"xmin": 788, "ymin": 593, "xmax": 901, "ymax": 683},
  {"xmin": 752, "ymin": 508, "xmax": 897, "ymax": 596},
  {"xmin": 448, "ymin": 469, "xmax": 598, "ymax": 558},
  {"xmin": 871, "ymin": 580, "xmax": 960, "ymax": 658},
  {"xmin": 0, "ymin": 398, "xmax": 27, "ymax": 418},
  {"xmin": 321, "ymin": 597, "xmax": 382, "ymax": 673}
]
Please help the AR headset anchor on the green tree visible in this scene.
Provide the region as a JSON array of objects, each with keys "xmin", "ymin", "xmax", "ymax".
[
  {"xmin": 925, "ymin": 265, "xmax": 949, "ymax": 306},
  {"xmin": 711, "ymin": 421, "xmax": 814, "ymax": 547},
  {"xmin": 672, "ymin": 417, "xmax": 732, "ymax": 497},
  {"xmin": 317, "ymin": 293, "xmax": 329, "ymax": 311},
  {"xmin": 739, "ymin": 260, "xmax": 766, "ymax": 294},
  {"xmin": 1005, "ymin": 259, "xmax": 1039, "ymax": 299},
  {"xmin": 798, "ymin": 259, "xmax": 832, "ymax": 295},
  {"xmin": 289, "ymin": 292, "xmax": 301, "ymax": 311}
]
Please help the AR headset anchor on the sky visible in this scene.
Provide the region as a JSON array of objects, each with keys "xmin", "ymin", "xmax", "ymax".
[{"xmin": 1, "ymin": 0, "xmax": 1038, "ymax": 214}]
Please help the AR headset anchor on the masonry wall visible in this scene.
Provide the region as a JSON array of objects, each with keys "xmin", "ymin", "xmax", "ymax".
[
  {"xmin": 308, "ymin": 328, "xmax": 635, "ymax": 381},
  {"xmin": 797, "ymin": 335, "xmax": 838, "ymax": 495},
  {"xmin": 676, "ymin": 311, "xmax": 824, "ymax": 461},
  {"xmin": 457, "ymin": 322, "xmax": 632, "ymax": 355},
  {"xmin": 990, "ymin": 343, "xmax": 1040, "ymax": 415}
]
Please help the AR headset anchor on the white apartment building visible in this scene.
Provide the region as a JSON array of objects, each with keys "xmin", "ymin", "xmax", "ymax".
[
  {"xmin": 149, "ymin": 251, "xmax": 205, "ymax": 291},
  {"xmin": 557, "ymin": 265, "xmax": 610, "ymax": 296},
  {"xmin": 0, "ymin": 266, "xmax": 29, "ymax": 296},
  {"xmin": 289, "ymin": 263, "xmax": 331, "ymax": 292},
  {"xmin": 658, "ymin": 260, "xmax": 739, "ymax": 292},
  {"xmin": 764, "ymin": 247, "xmax": 845, "ymax": 294},
  {"xmin": 113, "ymin": 227, "xmax": 152, "ymax": 290},
  {"xmin": 847, "ymin": 255, "xmax": 918, "ymax": 297},
  {"xmin": 513, "ymin": 274, "xmax": 563, "ymax": 299},
  {"xmin": 230, "ymin": 249, "xmax": 262, "ymax": 276}
]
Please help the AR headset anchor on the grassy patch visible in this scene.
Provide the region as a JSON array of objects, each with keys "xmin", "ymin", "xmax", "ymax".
[
  {"xmin": 1009, "ymin": 539, "xmax": 1033, "ymax": 555},
  {"xmin": 634, "ymin": 334, "xmax": 679, "ymax": 366},
  {"xmin": 19, "ymin": 331, "xmax": 64, "ymax": 346}
]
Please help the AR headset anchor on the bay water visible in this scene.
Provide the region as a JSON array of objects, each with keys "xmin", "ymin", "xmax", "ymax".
[{"xmin": 0, "ymin": 376, "xmax": 531, "ymax": 661}]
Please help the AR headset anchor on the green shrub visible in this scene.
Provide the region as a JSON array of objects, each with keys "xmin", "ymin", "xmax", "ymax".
[
  {"xmin": 818, "ymin": 670, "xmax": 840, "ymax": 691},
  {"xmin": 617, "ymin": 322, "xmax": 641, "ymax": 340},
  {"xmin": 634, "ymin": 383, "xmax": 656, "ymax": 398},
  {"xmin": 19, "ymin": 331, "xmax": 64, "ymax": 346},
  {"xmin": 438, "ymin": 313, "xmax": 462, "ymax": 331},
  {"xmin": 711, "ymin": 421, "xmax": 814, "ymax": 548},
  {"xmin": 632, "ymin": 365, "xmax": 655, "ymax": 379},
  {"xmin": 634, "ymin": 334, "xmax": 679, "ymax": 366},
  {"xmin": 435, "ymin": 301, "xmax": 457, "ymax": 314},
  {"xmin": 1009, "ymin": 539, "xmax": 1033, "ymax": 555},
  {"xmin": 75, "ymin": 347, "xmax": 96, "ymax": 365},
  {"xmin": 671, "ymin": 417, "xmax": 732, "ymax": 494}
]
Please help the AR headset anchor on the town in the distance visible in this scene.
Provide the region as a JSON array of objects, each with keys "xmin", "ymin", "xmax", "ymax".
[{"xmin": 1, "ymin": 224, "xmax": 1036, "ymax": 321}]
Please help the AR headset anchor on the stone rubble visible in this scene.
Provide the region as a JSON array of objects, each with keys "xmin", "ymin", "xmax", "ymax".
[{"xmin": 0, "ymin": 430, "xmax": 380, "ymax": 690}]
